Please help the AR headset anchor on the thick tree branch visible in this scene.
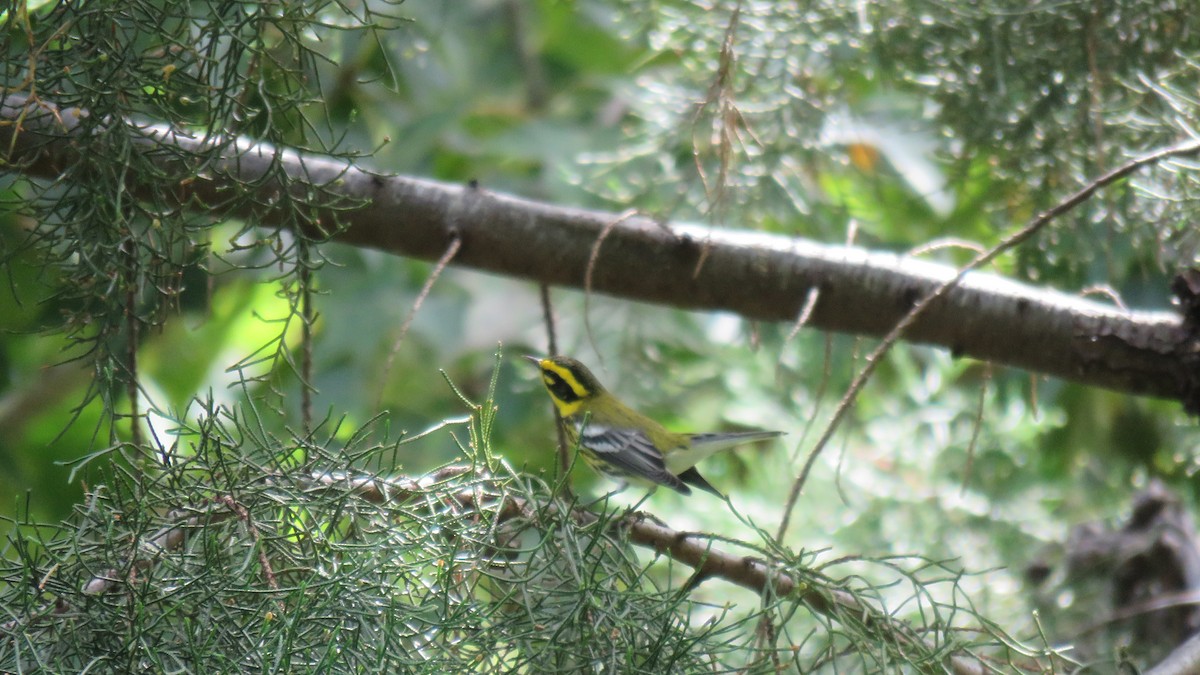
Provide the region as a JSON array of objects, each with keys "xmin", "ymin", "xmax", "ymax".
[{"xmin": 2, "ymin": 95, "xmax": 1195, "ymax": 403}]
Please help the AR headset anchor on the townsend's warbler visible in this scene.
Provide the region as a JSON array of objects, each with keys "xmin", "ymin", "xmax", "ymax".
[{"xmin": 525, "ymin": 355, "xmax": 783, "ymax": 497}]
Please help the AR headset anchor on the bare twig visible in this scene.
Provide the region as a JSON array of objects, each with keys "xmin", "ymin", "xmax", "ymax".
[
  {"xmin": 504, "ymin": 0, "xmax": 549, "ymax": 112},
  {"xmin": 777, "ymin": 138, "xmax": 1200, "ymax": 541},
  {"xmin": 219, "ymin": 495, "xmax": 280, "ymax": 592},
  {"xmin": 540, "ymin": 284, "xmax": 560, "ymax": 358},
  {"xmin": 539, "ymin": 284, "xmax": 571, "ymax": 476},
  {"xmin": 1078, "ymin": 588, "xmax": 1200, "ymax": 638},
  {"xmin": 122, "ymin": 238, "xmax": 142, "ymax": 449},
  {"xmin": 787, "ymin": 334, "xmax": 834, "ymax": 469},
  {"xmin": 1080, "ymin": 283, "xmax": 1129, "ymax": 311},
  {"xmin": 782, "ymin": 286, "xmax": 820, "ymax": 352},
  {"xmin": 79, "ymin": 501, "xmax": 240, "ymax": 597},
  {"xmin": 907, "ymin": 237, "xmax": 986, "ymax": 257},
  {"xmin": 959, "ymin": 364, "xmax": 992, "ymax": 495},
  {"xmin": 688, "ymin": 0, "xmax": 749, "ymax": 279},
  {"xmin": 375, "ymin": 235, "xmax": 462, "ymax": 410},
  {"xmin": 583, "ymin": 209, "xmax": 639, "ymax": 365},
  {"xmin": 299, "ymin": 247, "xmax": 315, "ymax": 433}
]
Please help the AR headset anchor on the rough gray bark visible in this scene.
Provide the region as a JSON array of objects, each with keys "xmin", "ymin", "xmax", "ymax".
[{"xmin": 1, "ymin": 95, "xmax": 1195, "ymax": 404}]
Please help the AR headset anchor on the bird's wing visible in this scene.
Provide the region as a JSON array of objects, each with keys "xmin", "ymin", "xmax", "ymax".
[{"xmin": 576, "ymin": 423, "xmax": 690, "ymax": 494}]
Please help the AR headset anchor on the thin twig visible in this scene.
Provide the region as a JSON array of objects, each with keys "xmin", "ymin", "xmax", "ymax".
[
  {"xmin": 907, "ymin": 237, "xmax": 986, "ymax": 257},
  {"xmin": 375, "ymin": 236, "xmax": 462, "ymax": 410},
  {"xmin": 688, "ymin": 0, "xmax": 746, "ymax": 279},
  {"xmin": 122, "ymin": 238, "xmax": 142, "ymax": 449},
  {"xmin": 504, "ymin": 0, "xmax": 549, "ymax": 111},
  {"xmin": 66, "ymin": 466, "xmax": 476, "ymax": 601},
  {"xmin": 219, "ymin": 495, "xmax": 280, "ymax": 592},
  {"xmin": 690, "ymin": 0, "xmax": 741, "ymax": 210},
  {"xmin": 299, "ymin": 247, "xmax": 314, "ymax": 434},
  {"xmin": 776, "ymin": 138, "xmax": 1200, "ymax": 541},
  {"xmin": 782, "ymin": 286, "xmax": 820, "ymax": 353},
  {"xmin": 746, "ymin": 611, "xmax": 782, "ymax": 674},
  {"xmin": 583, "ymin": 209, "xmax": 638, "ymax": 366},
  {"xmin": 1077, "ymin": 588, "xmax": 1200, "ymax": 638},
  {"xmin": 540, "ymin": 285, "xmax": 560, "ymax": 358},
  {"xmin": 959, "ymin": 364, "xmax": 992, "ymax": 495},
  {"xmin": 539, "ymin": 284, "xmax": 571, "ymax": 476},
  {"xmin": 1080, "ymin": 283, "xmax": 1129, "ymax": 310},
  {"xmin": 787, "ymin": 334, "xmax": 834, "ymax": 467}
]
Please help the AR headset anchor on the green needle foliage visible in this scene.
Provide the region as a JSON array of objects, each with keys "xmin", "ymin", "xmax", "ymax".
[
  {"xmin": 0, "ymin": 0, "xmax": 391, "ymax": 432},
  {"xmin": 0, "ymin": 368, "xmax": 697, "ymax": 671},
  {"xmin": 0, "ymin": 368, "xmax": 1049, "ymax": 673}
]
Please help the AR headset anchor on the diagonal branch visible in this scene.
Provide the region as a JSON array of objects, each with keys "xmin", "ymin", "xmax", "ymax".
[
  {"xmin": 776, "ymin": 137, "xmax": 1200, "ymax": 540},
  {"xmin": 1, "ymin": 94, "xmax": 1196, "ymax": 404}
]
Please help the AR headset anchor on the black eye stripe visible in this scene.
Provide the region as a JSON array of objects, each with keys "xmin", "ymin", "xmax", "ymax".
[{"xmin": 544, "ymin": 371, "xmax": 580, "ymax": 403}]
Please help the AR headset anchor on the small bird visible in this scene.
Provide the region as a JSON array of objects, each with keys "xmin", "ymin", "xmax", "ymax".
[{"xmin": 524, "ymin": 355, "xmax": 783, "ymax": 497}]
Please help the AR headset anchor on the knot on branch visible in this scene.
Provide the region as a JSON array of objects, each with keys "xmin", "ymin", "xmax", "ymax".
[{"xmin": 1170, "ymin": 269, "xmax": 1200, "ymax": 414}]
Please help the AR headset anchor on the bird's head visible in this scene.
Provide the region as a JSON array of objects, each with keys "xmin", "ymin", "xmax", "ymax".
[{"xmin": 523, "ymin": 355, "xmax": 605, "ymax": 416}]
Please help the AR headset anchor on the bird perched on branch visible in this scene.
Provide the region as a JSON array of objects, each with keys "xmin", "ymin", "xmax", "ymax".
[{"xmin": 525, "ymin": 355, "xmax": 783, "ymax": 497}]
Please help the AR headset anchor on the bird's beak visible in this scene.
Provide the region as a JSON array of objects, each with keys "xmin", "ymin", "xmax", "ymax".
[{"xmin": 521, "ymin": 355, "xmax": 544, "ymax": 366}]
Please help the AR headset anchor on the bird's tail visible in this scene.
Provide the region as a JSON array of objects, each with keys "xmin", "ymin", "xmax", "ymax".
[{"xmin": 686, "ymin": 429, "xmax": 784, "ymax": 453}]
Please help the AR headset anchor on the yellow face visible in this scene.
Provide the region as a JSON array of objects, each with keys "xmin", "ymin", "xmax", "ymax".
[{"xmin": 525, "ymin": 356, "xmax": 596, "ymax": 418}]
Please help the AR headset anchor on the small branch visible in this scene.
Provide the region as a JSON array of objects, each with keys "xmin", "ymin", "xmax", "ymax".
[
  {"xmin": 299, "ymin": 247, "xmax": 315, "ymax": 434},
  {"xmin": 782, "ymin": 286, "xmax": 820, "ymax": 352},
  {"xmin": 776, "ymin": 138, "xmax": 1200, "ymax": 541},
  {"xmin": 959, "ymin": 364, "xmax": 991, "ymax": 495},
  {"xmin": 539, "ymin": 284, "xmax": 571, "ymax": 476},
  {"xmin": 503, "ymin": 0, "xmax": 549, "ymax": 112},
  {"xmin": 584, "ymin": 208, "xmax": 638, "ymax": 365},
  {"xmin": 218, "ymin": 495, "xmax": 279, "ymax": 592},
  {"xmin": 375, "ymin": 235, "xmax": 462, "ymax": 410},
  {"xmin": 79, "ymin": 501, "xmax": 240, "ymax": 597},
  {"xmin": 122, "ymin": 238, "xmax": 142, "ymax": 449}
]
